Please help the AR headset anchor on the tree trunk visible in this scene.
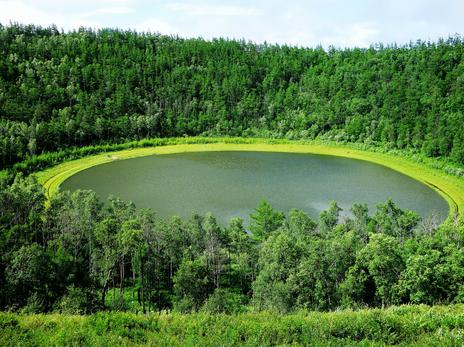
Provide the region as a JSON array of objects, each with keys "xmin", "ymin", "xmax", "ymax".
[
  {"xmin": 102, "ymin": 284, "xmax": 108, "ymax": 308},
  {"xmin": 141, "ymin": 265, "xmax": 145, "ymax": 314}
]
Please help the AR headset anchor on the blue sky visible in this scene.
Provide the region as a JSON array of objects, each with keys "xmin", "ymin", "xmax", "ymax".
[{"xmin": 1, "ymin": 0, "xmax": 463, "ymax": 48}]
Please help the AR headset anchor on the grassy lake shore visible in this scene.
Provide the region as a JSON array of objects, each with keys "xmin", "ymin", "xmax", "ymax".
[{"xmin": 33, "ymin": 138, "xmax": 464, "ymax": 220}]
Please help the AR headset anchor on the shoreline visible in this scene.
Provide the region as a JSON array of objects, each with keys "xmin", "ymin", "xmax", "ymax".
[{"xmin": 33, "ymin": 139, "xmax": 464, "ymax": 221}]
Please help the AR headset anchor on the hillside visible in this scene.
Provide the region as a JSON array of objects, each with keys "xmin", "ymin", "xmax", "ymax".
[{"xmin": 1, "ymin": 24, "xmax": 464, "ymax": 168}]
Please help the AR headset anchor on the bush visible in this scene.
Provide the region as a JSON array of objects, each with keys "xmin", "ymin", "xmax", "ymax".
[
  {"xmin": 1, "ymin": 305, "xmax": 464, "ymax": 346},
  {"xmin": 55, "ymin": 286, "xmax": 100, "ymax": 315},
  {"xmin": 173, "ymin": 296, "xmax": 195, "ymax": 313},
  {"xmin": 201, "ymin": 289, "xmax": 247, "ymax": 314},
  {"xmin": 20, "ymin": 293, "xmax": 45, "ymax": 314}
]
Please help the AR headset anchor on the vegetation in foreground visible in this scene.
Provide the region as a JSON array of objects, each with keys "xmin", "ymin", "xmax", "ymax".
[
  {"xmin": 1, "ymin": 305, "xmax": 464, "ymax": 346},
  {"xmin": 1, "ymin": 174, "xmax": 464, "ymax": 316}
]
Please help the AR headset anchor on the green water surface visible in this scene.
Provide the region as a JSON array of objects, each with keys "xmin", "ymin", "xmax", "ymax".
[{"xmin": 61, "ymin": 151, "xmax": 449, "ymax": 224}]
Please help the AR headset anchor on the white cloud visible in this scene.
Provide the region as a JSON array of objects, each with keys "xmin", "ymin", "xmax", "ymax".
[
  {"xmin": 135, "ymin": 18, "xmax": 181, "ymax": 35},
  {"xmin": 84, "ymin": 7, "xmax": 136, "ymax": 17},
  {"xmin": 321, "ymin": 22, "xmax": 380, "ymax": 48},
  {"xmin": 165, "ymin": 3, "xmax": 261, "ymax": 17},
  {"xmin": 0, "ymin": 0, "xmax": 117, "ymax": 30},
  {"xmin": 0, "ymin": 0, "xmax": 462, "ymax": 48},
  {"xmin": 21, "ymin": 0, "xmax": 134, "ymax": 5},
  {"xmin": 0, "ymin": 0, "xmax": 56, "ymax": 26}
]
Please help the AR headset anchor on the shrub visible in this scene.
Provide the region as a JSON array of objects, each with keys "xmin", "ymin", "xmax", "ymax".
[
  {"xmin": 20, "ymin": 293, "xmax": 45, "ymax": 314},
  {"xmin": 173, "ymin": 296, "xmax": 195, "ymax": 313},
  {"xmin": 55, "ymin": 286, "xmax": 100, "ymax": 315},
  {"xmin": 201, "ymin": 289, "xmax": 247, "ymax": 314}
]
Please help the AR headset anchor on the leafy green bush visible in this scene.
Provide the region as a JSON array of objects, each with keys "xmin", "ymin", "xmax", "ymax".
[
  {"xmin": 21, "ymin": 293, "xmax": 45, "ymax": 314},
  {"xmin": 173, "ymin": 296, "xmax": 195, "ymax": 313},
  {"xmin": 0, "ymin": 314, "xmax": 18, "ymax": 329},
  {"xmin": 201, "ymin": 289, "xmax": 247, "ymax": 314},
  {"xmin": 55, "ymin": 286, "xmax": 100, "ymax": 315},
  {"xmin": 1, "ymin": 305, "xmax": 464, "ymax": 346}
]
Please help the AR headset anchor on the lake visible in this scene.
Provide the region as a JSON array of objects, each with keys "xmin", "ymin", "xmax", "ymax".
[{"xmin": 61, "ymin": 151, "xmax": 449, "ymax": 224}]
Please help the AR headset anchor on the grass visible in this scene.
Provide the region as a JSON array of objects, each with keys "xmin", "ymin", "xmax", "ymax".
[
  {"xmin": 33, "ymin": 138, "xmax": 464, "ymax": 221},
  {"xmin": 1, "ymin": 305, "xmax": 464, "ymax": 346}
]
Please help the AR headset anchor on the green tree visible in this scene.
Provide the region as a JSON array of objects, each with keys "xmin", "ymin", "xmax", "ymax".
[
  {"xmin": 252, "ymin": 229, "xmax": 306, "ymax": 313},
  {"xmin": 341, "ymin": 233, "xmax": 404, "ymax": 307},
  {"xmin": 173, "ymin": 256, "xmax": 211, "ymax": 312},
  {"xmin": 319, "ymin": 201, "xmax": 342, "ymax": 234},
  {"xmin": 288, "ymin": 209, "xmax": 317, "ymax": 236},
  {"xmin": 5, "ymin": 244, "xmax": 53, "ymax": 309},
  {"xmin": 249, "ymin": 200, "xmax": 285, "ymax": 241},
  {"xmin": 373, "ymin": 199, "xmax": 421, "ymax": 242}
]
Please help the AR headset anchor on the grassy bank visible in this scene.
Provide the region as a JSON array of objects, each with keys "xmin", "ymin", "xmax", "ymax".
[
  {"xmin": 33, "ymin": 138, "xmax": 464, "ymax": 220},
  {"xmin": 1, "ymin": 305, "xmax": 464, "ymax": 346}
]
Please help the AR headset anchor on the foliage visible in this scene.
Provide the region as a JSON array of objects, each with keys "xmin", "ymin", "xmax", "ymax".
[
  {"xmin": 1, "ymin": 24, "xmax": 464, "ymax": 171},
  {"xmin": 2, "ymin": 305, "xmax": 464, "ymax": 346},
  {"xmin": 2, "ymin": 23, "xmax": 464, "ymax": 344},
  {"xmin": 1, "ymin": 174, "xmax": 464, "ymax": 315},
  {"xmin": 55, "ymin": 285, "xmax": 100, "ymax": 315},
  {"xmin": 249, "ymin": 200, "xmax": 285, "ymax": 241},
  {"xmin": 201, "ymin": 288, "xmax": 247, "ymax": 314}
]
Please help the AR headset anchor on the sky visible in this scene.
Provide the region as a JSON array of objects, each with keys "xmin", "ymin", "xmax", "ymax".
[{"xmin": 1, "ymin": 0, "xmax": 463, "ymax": 48}]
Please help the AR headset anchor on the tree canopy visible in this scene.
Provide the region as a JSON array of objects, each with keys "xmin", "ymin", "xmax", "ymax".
[
  {"xmin": 1, "ymin": 174, "xmax": 463, "ymax": 314},
  {"xmin": 1, "ymin": 24, "xmax": 464, "ymax": 168}
]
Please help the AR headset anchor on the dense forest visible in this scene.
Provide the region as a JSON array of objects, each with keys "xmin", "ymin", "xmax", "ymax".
[
  {"xmin": 1, "ymin": 23, "xmax": 464, "ymax": 320},
  {"xmin": 1, "ymin": 174, "xmax": 463, "ymax": 314},
  {"xmin": 1, "ymin": 24, "xmax": 464, "ymax": 169}
]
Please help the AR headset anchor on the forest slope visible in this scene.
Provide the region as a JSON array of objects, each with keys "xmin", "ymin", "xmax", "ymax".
[{"xmin": 1, "ymin": 24, "xmax": 464, "ymax": 168}]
